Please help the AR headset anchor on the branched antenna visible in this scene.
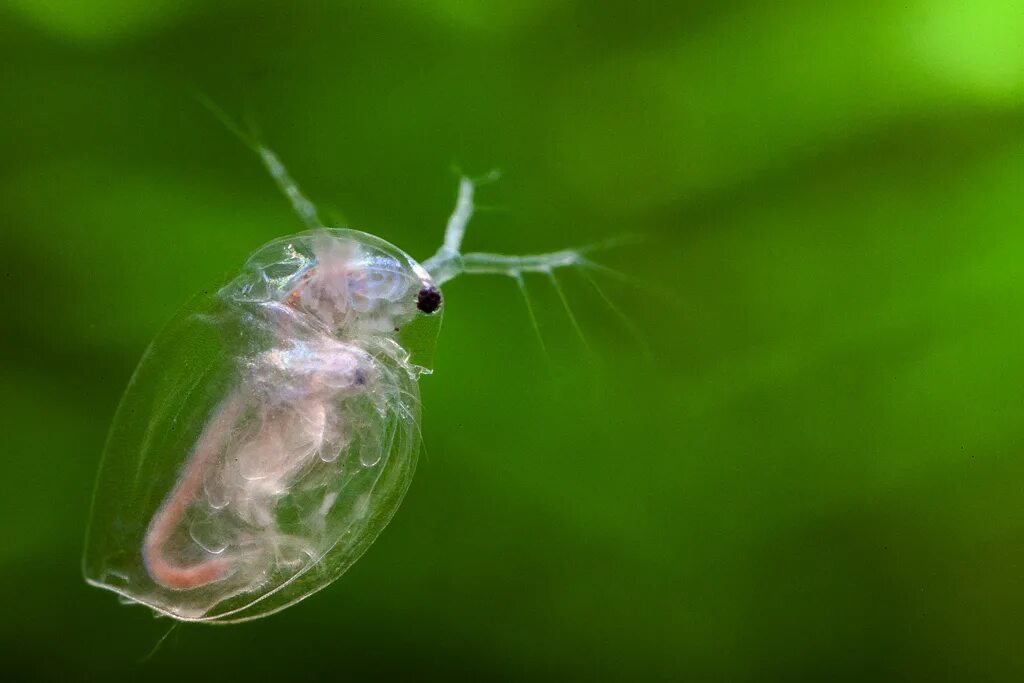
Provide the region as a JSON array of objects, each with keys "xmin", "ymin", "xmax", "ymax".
[
  {"xmin": 423, "ymin": 172, "xmax": 651, "ymax": 357},
  {"xmin": 443, "ymin": 177, "xmax": 475, "ymax": 255},
  {"xmin": 195, "ymin": 93, "xmax": 324, "ymax": 230},
  {"xmin": 256, "ymin": 146, "xmax": 323, "ymax": 229}
]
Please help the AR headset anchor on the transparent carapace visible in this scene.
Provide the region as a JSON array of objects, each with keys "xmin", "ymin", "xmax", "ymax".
[{"xmin": 84, "ymin": 121, "xmax": 619, "ymax": 623}]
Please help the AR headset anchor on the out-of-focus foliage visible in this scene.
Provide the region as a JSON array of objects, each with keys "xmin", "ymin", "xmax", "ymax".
[{"xmin": 1, "ymin": 0, "xmax": 1023, "ymax": 680}]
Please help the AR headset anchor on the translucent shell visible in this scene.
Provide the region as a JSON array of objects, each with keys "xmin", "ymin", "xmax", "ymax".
[{"xmin": 84, "ymin": 229, "xmax": 441, "ymax": 623}]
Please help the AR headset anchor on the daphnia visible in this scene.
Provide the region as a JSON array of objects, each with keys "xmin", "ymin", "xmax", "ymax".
[{"xmin": 83, "ymin": 122, "xmax": 620, "ymax": 623}]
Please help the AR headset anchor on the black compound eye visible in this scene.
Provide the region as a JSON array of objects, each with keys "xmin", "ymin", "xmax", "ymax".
[{"xmin": 416, "ymin": 285, "xmax": 442, "ymax": 314}]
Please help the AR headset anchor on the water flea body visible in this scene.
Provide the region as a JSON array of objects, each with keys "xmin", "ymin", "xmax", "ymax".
[{"xmin": 83, "ymin": 107, "xmax": 630, "ymax": 623}]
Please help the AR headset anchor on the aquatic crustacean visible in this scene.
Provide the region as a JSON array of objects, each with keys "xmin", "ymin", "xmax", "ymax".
[{"xmin": 83, "ymin": 119, "xmax": 619, "ymax": 623}]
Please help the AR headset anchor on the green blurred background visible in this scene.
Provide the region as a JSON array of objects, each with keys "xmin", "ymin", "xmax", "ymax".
[{"xmin": 2, "ymin": 0, "xmax": 1024, "ymax": 680}]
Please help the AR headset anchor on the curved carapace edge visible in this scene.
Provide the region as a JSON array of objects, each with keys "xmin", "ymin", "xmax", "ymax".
[
  {"xmin": 83, "ymin": 230, "xmax": 434, "ymax": 623},
  {"xmin": 84, "ymin": 126, "xmax": 617, "ymax": 622}
]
